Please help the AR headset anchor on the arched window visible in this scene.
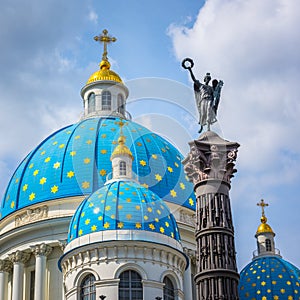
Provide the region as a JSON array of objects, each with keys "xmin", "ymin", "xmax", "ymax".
[
  {"xmin": 88, "ymin": 93, "xmax": 95, "ymax": 114},
  {"xmin": 163, "ymin": 276, "xmax": 175, "ymax": 300},
  {"xmin": 102, "ymin": 91, "xmax": 111, "ymax": 110},
  {"xmin": 119, "ymin": 161, "xmax": 126, "ymax": 176},
  {"xmin": 266, "ymin": 239, "xmax": 272, "ymax": 251},
  {"xmin": 117, "ymin": 94, "xmax": 125, "ymax": 115},
  {"xmin": 80, "ymin": 274, "xmax": 96, "ymax": 300},
  {"xmin": 119, "ymin": 270, "xmax": 142, "ymax": 300}
]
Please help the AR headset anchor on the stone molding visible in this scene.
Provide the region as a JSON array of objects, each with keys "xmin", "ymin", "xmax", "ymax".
[
  {"xmin": 8, "ymin": 250, "xmax": 30, "ymax": 264},
  {"xmin": 179, "ymin": 210, "xmax": 196, "ymax": 227},
  {"xmin": 58, "ymin": 240, "xmax": 68, "ymax": 252},
  {"xmin": 30, "ymin": 243, "xmax": 53, "ymax": 257},
  {"xmin": 0, "ymin": 259, "xmax": 13, "ymax": 272},
  {"xmin": 15, "ymin": 205, "xmax": 48, "ymax": 226},
  {"xmin": 61, "ymin": 242, "xmax": 186, "ymax": 278}
]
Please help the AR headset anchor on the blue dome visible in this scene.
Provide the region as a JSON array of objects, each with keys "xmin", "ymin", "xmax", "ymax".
[
  {"xmin": 1, "ymin": 117, "xmax": 195, "ymax": 220},
  {"xmin": 68, "ymin": 180, "xmax": 181, "ymax": 242},
  {"xmin": 239, "ymin": 256, "xmax": 300, "ymax": 300}
]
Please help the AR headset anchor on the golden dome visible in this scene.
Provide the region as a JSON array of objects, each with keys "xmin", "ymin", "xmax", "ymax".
[
  {"xmin": 256, "ymin": 216, "xmax": 274, "ymax": 234},
  {"xmin": 111, "ymin": 135, "xmax": 133, "ymax": 160},
  {"xmin": 86, "ymin": 59, "xmax": 122, "ymax": 84}
]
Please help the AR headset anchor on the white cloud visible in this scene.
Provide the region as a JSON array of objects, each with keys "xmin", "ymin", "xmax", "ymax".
[{"xmin": 88, "ymin": 10, "xmax": 98, "ymax": 25}]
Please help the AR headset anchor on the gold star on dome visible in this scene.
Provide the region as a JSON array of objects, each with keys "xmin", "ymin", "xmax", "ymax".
[
  {"xmin": 126, "ymin": 214, "xmax": 132, "ymax": 220},
  {"xmin": 10, "ymin": 201, "xmax": 15, "ymax": 208},
  {"xmin": 165, "ymin": 222, "xmax": 169, "ymax": 227},
  {"xmin": 53, "ymin": 162, "xmax": 60, "ymax": 169},
  {"xmin": 41, "ymin": 151, "xmax": 46, "ymax": 155},
  {"xmin": 144, "ymin": 215, "xmax": 149, "ymax": 221},
  {"xmin": 70, "ymin": 151, "xmax": 76, "ymax": 156},
  {"xmin": 29, "ymin": 192, "xmax": 36, "ymax": 201},
  {"xmin": 171, "ymin": 232, "xmax": 174, "ymax": 238},
  {"xmin": 157, "ymin": 209, "xmax": 161, "ymax": 215},
  {"xmin": 135, "ymin": 223, "xmax": 142, "ymax": 229},
  {"xmin": 189, "ymin": 198, "xmax": 194, "ymax": 206},
  {"xmin": 100, "ymin": 149, "xmax": 107, "ymax": 154},
  {"xmin": 39, "ymin": 177, "xmax": 47, "ymax": 185},
  {"xmin": 147, "ymin": 207, "xmax": 152, "ymax": 213},
  {"xmin": 101, "ymin": 134, "xmax": 107, "ymax": 138},
  {"xmin": 149, "ymin": 224, "xmax": 155, "ymax": 230},
  {"xmin": 86, "ymin": 139, "xmax": 93, "ymax": 145},
  {"xmin": 91, "ymin": 225, "xmax": 97, "ymax": 231},
  {"xmin": 174, "ymin": 162, "xmax": 179, "ymax": 167},
  {"xmin": 33, "ymin": 170, "xmax": 39, "ymax": 176},
  {"xmin": 167, "ymin": 166, "xmax": 173, "ymax": 172},
  {"xmin": 84, "ymin": 158, "xmax": 91, "ymax": 164},
  {"xmin": 44, "ymin": 157, "xmax": 51, "ymax": 163},
  {"xmin": 180, "ymin": 183, "xmax": 185, "ymax": 190},
  {"xmin": 152, "ymin": 154, "xmax": 157, "ymax": 159},
  {"xmin": 79, "ymin": 229, "xmax": 83, "ymax": 236},
  {"xmin": 59, "ymin": 144, "xmax": 65, "ymax": 149},
  {"xmin": 98, "ymin": 215, "xmax": 103, "ymax": 221},
  {"xmin": 160, "ymin": 227, "xmax": 165, "ymax": 233},
  {"xmin": 75, "ymin": 135, "xmax": 80, "ymax": 140},
  {"xmin": 170, "ymin": 190, "xmax": 177, "ymax": 197},
  {"xmin": 155, "ymin": 174, "xmax": 162, "ymax": 182},
  {"xmin": 140, "ymin": 160, "xmax": 147, "ymax": 166},
  {"xmin": 52, "ymin": 141, "xmax": 58, "ymax": 145},
  {"xmin": 85, "ymin": 219, "xmax": 90, "ymax": 225},
  {"xmin": 22, "ymin": 184, "xmax": 28, "ymax": 192},
  {"xmin": 261, "ymin": 281, "xmax": 266, "ymax": 286},
  {"xmin": 99, "ymin": 169, "xmax": 107, "ymax": 176},
  {"xmin": 103, "ymin": 222, "xmax": 110, "ymax": 229},
  {"xmin": 105, "ymin": 206, "xmax": 111, "ymax": 211},
  {"xmin": 117, "ymin": 222, "xmax": 124, "ymax": 229},
  {"xmin": 135, "ymin": 205, "xmax": 140, "ymax": 210},
  {"xmin": 82, "ymin": 181, "xmax": 90, "ymax": 189},
  {"xmin": 67, "ymin": 171, "xmax": 75, "ymax": 178},
  {"xmin": 51, "ymin": 185, "xmax": 59, "ymax": 193}
]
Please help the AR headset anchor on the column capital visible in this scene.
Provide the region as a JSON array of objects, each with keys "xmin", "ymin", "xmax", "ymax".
[
  {"xmin": 182, "ymin": 131, "xmax": 239, "ymax": 185},
  {"xmin": 8, "ymin": 250, "xmax": 30, "ymax": 264},
  {"xmin": 0, "ymin": 259, "xmax": 13, "ymax": 272},
  {"xmin": 30, "ymin": 243, "xmax": 52, "ymax": 257}
]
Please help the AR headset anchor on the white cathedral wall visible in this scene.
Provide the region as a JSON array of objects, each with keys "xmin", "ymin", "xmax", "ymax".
[
  {"xmin": 0, "ymin": 196, "xmax": 196, "ymax": 299},
  {"xmin": 61, "ymin": 240, "xmax": 186, "ymax": 300}
]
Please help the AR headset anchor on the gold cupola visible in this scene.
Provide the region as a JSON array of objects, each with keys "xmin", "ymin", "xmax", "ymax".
[{"xmin": 86, "ymin": 29, "xmax": 123, "ymax": 84}]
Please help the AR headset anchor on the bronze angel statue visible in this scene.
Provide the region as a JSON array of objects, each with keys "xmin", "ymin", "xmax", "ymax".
[{"xmin": 182, "ymin": 58, "xmax": 223, "ymax": 133}]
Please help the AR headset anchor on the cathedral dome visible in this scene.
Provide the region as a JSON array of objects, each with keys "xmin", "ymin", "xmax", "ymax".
[
  {"xmin": 68, "ymin": 180, "xmax": 181, "ymax": 243},
  {"xmin": 239, "ymin": 256, "xmax": 300, "ymax": 300},
  {"xmin": 1, "ymin": 117, "xmax": 195, "ymax": 220}
]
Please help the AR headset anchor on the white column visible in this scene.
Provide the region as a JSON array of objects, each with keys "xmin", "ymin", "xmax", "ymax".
[
  {"xmin": 183, "ymin": 262, "xmax": 192, "ymax": 300},
  {"xmin": 31, "ymin": 243, "xmax": 52, "ymax": 300},
  {"xmin": 8, "ymin": 251, "xmax": 30, "ymax": 300},
  {"xmin": 0, "ymin": 259, "xmax": 12, "ymax": 300}
]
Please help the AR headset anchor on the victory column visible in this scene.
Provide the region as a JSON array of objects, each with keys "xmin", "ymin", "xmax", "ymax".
[{"xmin": 182, "ymin": 58, "xmax": 240, "ymax": 300}]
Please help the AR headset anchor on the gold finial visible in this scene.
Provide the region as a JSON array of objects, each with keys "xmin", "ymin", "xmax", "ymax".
[
  {"xmin": 111, "ymin": 120, "xmax": 133, "ymax": 160},
  {"xmin": 94, "ymin": 29, "xmax": 116, "ymax": 62},
  {"xmin": 257, "ymin": 199, "xmax": 269, "ymax": 218}
]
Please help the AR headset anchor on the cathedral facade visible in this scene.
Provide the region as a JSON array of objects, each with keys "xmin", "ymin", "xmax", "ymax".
[{"xmin": 0, "ymin": 30, "xmax": 299, "ymax": 300}]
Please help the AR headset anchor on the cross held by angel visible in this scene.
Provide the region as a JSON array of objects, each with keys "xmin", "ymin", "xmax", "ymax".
[{"xmin": 182, "ymin": 58, "xmax": 223, "ymax": 133}]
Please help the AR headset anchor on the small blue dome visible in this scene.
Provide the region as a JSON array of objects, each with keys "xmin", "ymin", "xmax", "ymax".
[
  {"xmin": 1, "ymin": 117, "xmax": 195, "ymax": 220},
  {"xmin": 68, "ymin": 180, "xmax": 181, "ymax": 242},
  {"xmin": 239, "ymin": 256, "xmax": 300, "ymax": 300}
]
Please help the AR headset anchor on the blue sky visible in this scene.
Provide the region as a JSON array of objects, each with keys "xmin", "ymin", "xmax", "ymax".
[{"xmin": 1, "ymin": 0, "xmax": 300, "ymax": 270}]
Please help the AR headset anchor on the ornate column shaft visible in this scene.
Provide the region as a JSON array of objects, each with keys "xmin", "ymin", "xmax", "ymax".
[
  {"xmin": 31, "ymin": 243, "xmax": 52, "ymax": 300},
  {"xmin": 183, "ymin": 131, "xmax": 240, "ymax": 300},
  {"xmin": 8, "ymin": 250, "xmax": 30, "ymax": 300},
  {"xmin": 0, "ymin": 259, "xmax": 13, "ymax": 300}
]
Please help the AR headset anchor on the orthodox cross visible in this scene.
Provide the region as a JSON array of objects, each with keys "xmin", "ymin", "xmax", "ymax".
[
  {"xmin": 257, "ymin": 199, "xmax": 269, "ymax": 217},
  {"xmin": 115, "ymin": 119, "xmax": 127, "ymax": 135},
  {"xmin": 94, "ymin": 29, "xmax": 116, "ymax": 61}
]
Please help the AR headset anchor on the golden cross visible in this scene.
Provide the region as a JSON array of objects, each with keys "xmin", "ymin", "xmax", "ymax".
[
  {"xmin": 257, "ymin": 199, "xmax": 269, "ymax": 217},
  {"xmin": 94, "ymin": 29, "xmax": 116, "ymax": 61},
  {"xmin": 115, "ymin": 120, "xmax": 127, "ymax": 135}
]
